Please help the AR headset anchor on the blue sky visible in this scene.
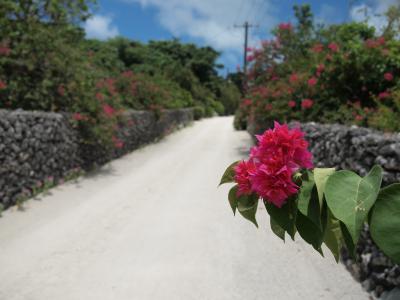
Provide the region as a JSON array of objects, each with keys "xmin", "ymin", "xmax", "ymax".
[{"xmin": 83, "ymin": 0, "xmax": 396, "ymax": 75}]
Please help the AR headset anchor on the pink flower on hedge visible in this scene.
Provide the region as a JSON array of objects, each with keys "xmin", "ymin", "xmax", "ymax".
[
  {"xmin": 102, "ymin": 104, "xmax": 115, "ymax": 117},
  {"xmin": 384, "ymin": 72, "xmax": 394, "ymax": 81},
  {"xmin": 0, "ymin": 80, "xmax": 7, "ymax": 89},
  {"xmin": 242, "ymin": 99, "xmax": 252, "ymax": 106},
  {"xmin": 0, "ymin": 46, "xmax": 11, "ymax": 56},
  {"xmin": 278, "ymin": 22, "xmax": 293, "ymax": 31},
  {"xmin": 246, "ymin": 55, "xmax": 254, "ymax": 62},
  {"xmin": 328, "ymin": 42, "xmax": 339, "ymax": 52},
  {"xmin": 301, "ymin": 99, "xmax": 314, "ymax": 109},
  {"xmin": 57, "ymin": 85, "xmax": 65, "ymax": 96},
  {"xmin": 311, "ymin": 43, "xmax": 324, "ymax": 53},
  {"xmin": 308, "ymin": 77, "xmax": 318, "ymax": 87},
  {"xmin": 377, "ymin": 36, "xmax": 386, "ymax": 46},
  {"xmin": 316, "ymin": 64, "xmax": 325, "ymax": 76},
  {"xmin": 288, "ymin": 100, "xmax": 296, "ymax": 108},
  {"xmin": 112, "ymin": 136, "xmax": 124, "ymax": 149},
  {"xmin": 289, "ymin": 73, "xmax": 298, "ymax": 83},
  {"xmin": 234, "ymin": 160, "xmax": 257, "ymax": 196},
  {"xmin": 96, "ymin": 92, "xmax": 104, "ymax": 101},
  {"xmin": 355, "ymin": 115, "xmax": 364, "ymax": 121},
  {"xmin": 378, "ymin": 91, "xmax": 390, "ymax": 100},
  {"xmin": 72, "ymin": 113, "xmax": 88, "ymax": 121},
  {"xmin": 265, "ymin": 104, "xmax": 273, "ymax": 111}
]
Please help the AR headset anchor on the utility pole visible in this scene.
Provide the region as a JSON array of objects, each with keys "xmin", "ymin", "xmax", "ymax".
[{"xmin": 234, "ymin": 21, "xmax": 258, "ymax": 85}]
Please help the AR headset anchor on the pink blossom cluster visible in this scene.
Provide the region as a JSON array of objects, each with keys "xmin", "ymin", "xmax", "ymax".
[
  {"xmin": 234, "ymin": 122, "xmax": 313, "ymax": 207},
  {"xmin": 278, "ymin": 23, "xmax": 293, "ymax": 31}
]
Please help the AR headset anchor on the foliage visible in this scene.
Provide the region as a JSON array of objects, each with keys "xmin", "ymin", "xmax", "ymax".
[
  {"xmin": 0, "ymin": 0, "xmax": 241, "ymax": 153},
  {"xmin": 235, "ymin": 5, "xmax": 400, "ymax": 132},
  {"xmin": 220, "ymin": 122, "xmax": 400, "ymax": 264}
]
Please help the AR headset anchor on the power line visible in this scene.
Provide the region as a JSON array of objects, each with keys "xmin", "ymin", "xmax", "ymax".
[{"xmin": 234, "ymin": 21, "xmax": 259, "ymax": 76}]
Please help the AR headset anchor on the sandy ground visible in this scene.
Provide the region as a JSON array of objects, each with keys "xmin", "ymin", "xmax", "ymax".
[{"xmin": 0, "ymin": 117, "xmax": 368, "ymax": 300}]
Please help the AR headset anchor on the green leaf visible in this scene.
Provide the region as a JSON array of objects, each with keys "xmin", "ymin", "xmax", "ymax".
[
  {"xmin": 340, "ymin": 221, "xmax": 356, "ymax": 259},
  {"xmin": 323, "ymin": 208, "xmax": 343, "ymax": 262},
  {"xmin": 370, "ymin": 184, "xmax": 400, "ymax": 264},
  {"xmin": 264, "ymin": 199, "xmax": 297, "ymax": 240},
  {"xmin": 296, "ymin": 211, "xmax": 324, "ymax": 254},
  {"xmin": 314, "ymin": 168, "xmax": 336, "ymax": 206},
  {"xmin": 297, "ymin": 171, "xmax": 315, "ymax": 216},
  {"xmin": 298, "ymin": 173, "xmax": 322, "ymax": 230},
  {"xmin": 325, "ymin": 165, "xmax": 383, "ymax": 245},
  {"xmin": 219, "ymin": 161, "xmax": 239, "ymax": 186},
  {"xmin": 237, "ymin": 194, "xmax": 259, "ymax": 228},
  {"xmin": 228, "ymin": 185, "xmax": 239, "ymax": 215},
  {"xmin": 270, "ymin": 217, "xmax": 285, "ymax": 241}
]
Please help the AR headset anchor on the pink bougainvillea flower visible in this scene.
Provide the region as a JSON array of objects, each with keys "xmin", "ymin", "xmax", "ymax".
[
  {"xmin": 316, "ymin": 64, "xmax": 325, "ymax": 76},
  {"xmin": 384, "ymin": 72, "xmax": 394, "ymax": 81},
  {"xmin": 252, "ymin": 122, "xmax": 314, "ymax": 171},
  {"xmin": 328, "ymin": 42, "xmax": 339, "ymax": 52},
  {"xmin": 250, "ymin": 161, "xmax": 299, "ymax": 208},
  {"xmin": 378, "ymin": 91, "xmax": 390, "ymax": 100},
  {"xmin": 234, "ymin": 160, "xmax": 257, "ymax": 196},
  {"xmin": 301, "ymin": 99, "xmax": 314, "ymax": 109},
  {"xmin": 242, "ymin": 99, "xmax": 252, "ymax": 106},
  {"xmin": 308, "ymin": 77, "xmax": 318, "ymax": 87},
  {"xmin": 289, "ymin": 73, "xmax": 298, "ymax": 83},
  {"xmin": 246, "ymin": 55, "xmax": 254, "ymax": 62},
  {"xmin": 72, "ymin": 113, "xmax": 86, "ymax": 121},
  {"xmin": 112, "ymin": 136, "xmax": 124, "ymax": 149},
  {"xmin": 0, "ymin": 80, "xmax": 7, "ymax": 90},
  {"xmin": 57, "ymin": 85, "xmax": 65, "ymax": 96},
  {"xmin": 271, "ymin": 75, "xmax": 279, "ymax": 81},
  {"xmin": 96, "ymin": 92, "xmax": 104, "ymax": 101},
  {"xmin": 311, "ymin": 43, "xmax": 324, "ymax": 53},
  {"xmin": 278, "ymin": 22, "xmax": 293, "ymax": 31},
  {"xmin": 0, "ymin": 46, "xmax": 11, "ymax": 56},
  {"xmin": 102, "ymin": 104, "xmax": 115, "ymax": 117},
  {"xmin": 355, "ymin": 115, "xmax": 364, "ymax": 121},
  {"xmin": 122, "ymin": 70, "xmax": 134, "ymax": 78},
  {"xmin": 288, "ymin": 100, "xmax": 296, "ymax": 108},
  {"xmin": 265, "ymin": 104, "xmax": 273, "ymax": 111},
  {"xmin": 377, "ymin": 36, "xmax": 386, "ymax": 46}
]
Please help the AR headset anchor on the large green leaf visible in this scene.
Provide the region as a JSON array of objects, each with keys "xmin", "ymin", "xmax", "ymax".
[
  {"xmin": 270, "ymin": 217, "xmax": 285, "ymax": 241},
  {"xmin": 298, "ymin": 171, "xmax": 315, "ymax": 216},
  {"xmin": 237, "ymin": 194, "xmax": 259, "ymax": 228},
  {"xmin": 323, "ymin": 208, "xmax": 343, "ymax": 262},
  {"xmin": 219, "ymin": 161, "xmax": 239, "ymax": 186},
  {"xmin": 296, "ymin": 211, "xmax": 324, "ymax": 254},
  {"xmin": 314, "ymin": 168, "xmax": 336, "ymax": 206},
  {"xmin": 264, "ymin": 199, "xmax": 297, "ymax": 240},
  {"xmin": 370, "ymin": 184, "xmax": 400, "ymax": 264},
  {"xmin": 325, "ymin": 165, "xmax": 383, "ymax": 244},
  {"xmin": 340, "ymin": 221, "xmax": 356, "ymax": 259},
  {"xmin": 228, "ymin": 185, "xmax": 239, "ymax": 215}
]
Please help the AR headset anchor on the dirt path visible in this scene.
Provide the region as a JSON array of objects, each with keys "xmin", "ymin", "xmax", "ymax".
[{"xmin": 0, "ymin": 117, "xmax": 368, "ymax": 300}]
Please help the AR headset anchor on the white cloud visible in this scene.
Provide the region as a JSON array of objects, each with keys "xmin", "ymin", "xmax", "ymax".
[
  {"xmin": 316, "ymin": 4, "xmax": 343, "ymax": 25},
  {"xmin": 350, "ymin": 0, "xmax": 399, "ymax": 32},
  {"xmin": 123, "ymin": 0, "xmax": 278, "ymax": 52},
  {"xmin": 84, "ymin": 15, "xmax": 120, "ymax": 40}
]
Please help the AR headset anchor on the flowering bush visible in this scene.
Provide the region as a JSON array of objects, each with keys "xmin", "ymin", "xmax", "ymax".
[
  {"xmin": 236, "ymin": 9, "xmax": 400, "ymax": 133},
  {"xmin": 220, "ymin": 122, "xmax": 400, "ymax": 264}
]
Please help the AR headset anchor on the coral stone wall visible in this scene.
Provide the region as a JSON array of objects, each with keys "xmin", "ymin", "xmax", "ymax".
[
  {"xmin": 296, "ymin": 122, "xmax": 400, "ymax": 298},
  {"xmin": 0, "ymin": 109, "xmax": 193, "ymax": 209}
]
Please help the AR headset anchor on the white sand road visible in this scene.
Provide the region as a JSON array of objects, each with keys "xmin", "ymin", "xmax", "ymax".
[{"xmin": 0, "ymin": 117, "xmax": 368, "ymax": 300}]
